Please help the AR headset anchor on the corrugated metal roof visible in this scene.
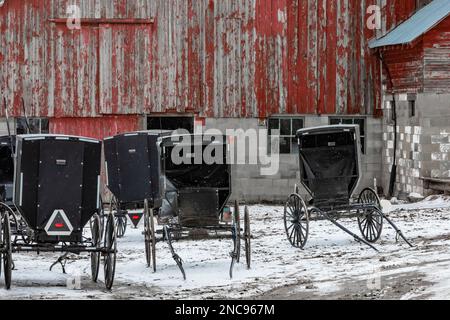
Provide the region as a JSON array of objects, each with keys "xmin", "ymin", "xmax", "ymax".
[{"xmin": 369, "ymin": 0, "xmax": 450, "ymax": 49}]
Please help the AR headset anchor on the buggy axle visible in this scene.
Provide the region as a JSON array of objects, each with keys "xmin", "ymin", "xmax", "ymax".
[{"xmin": 11, "ymin": 245, "xmax": 115, "ymax": 255}]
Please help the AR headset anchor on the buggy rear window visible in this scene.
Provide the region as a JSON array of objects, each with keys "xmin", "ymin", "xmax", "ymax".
[{"xmin": 300, "ymin": 131, "xmax": 354, "ymax": 149}]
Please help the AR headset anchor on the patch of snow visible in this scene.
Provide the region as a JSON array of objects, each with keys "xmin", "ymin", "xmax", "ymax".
[{"xmin": 1, "ymin": 200, "xmax": 450, "ymax": 300}]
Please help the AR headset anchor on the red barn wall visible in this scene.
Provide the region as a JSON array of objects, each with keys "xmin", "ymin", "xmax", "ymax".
[
  {"xmin": 50, "ymin": 116, "xmax": 140, "ymax": 140},
  {"xmin": 378, "ymin": 15, "xmax": 450, "ymax": 94},
  {"xmin": 382, "ymin": 0, "xmax": 416, "ymax": 32},
  {"xmin": 0, "ymin": 0, "xmax": 417, "ymax": 128},
  {"xmin": 382, "ymin": 43, "xmax": 425, "ymax": 93},
  {"xmin": 423, "ymin": 17, "xmax": 450, "ymax": 93}
]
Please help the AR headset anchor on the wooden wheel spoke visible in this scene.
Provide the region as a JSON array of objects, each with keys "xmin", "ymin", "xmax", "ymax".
[
  {"xmin": 284, "ymin": 194, "xmax": 309, "ymax": 249},
  {"xmin": 286, "ymin": 223, "xmax": 295, "ymax": 232},
  {"xmin": 296, "ymin": 228, "xmax": 302, "ymax": 246},
  {"xmin": 300, "ymin": 223, "xmax": 307, "ymax": 232},
  {"xmin": 289, "ymin": 225, "xmax": 296, "ymax": 242}
]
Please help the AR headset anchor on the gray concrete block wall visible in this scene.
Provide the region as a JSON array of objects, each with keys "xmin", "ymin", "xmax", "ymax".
[
  {"xmin": 0, "ymin": 119, "xmax": 10, "ymax": 136},
  {"xmin": 381, "ymin": 93, "xmax": 450, "ymax": 196},
  {"xmin": 206, "ymin": 116, "xmax": 383, "ymax": 204}
]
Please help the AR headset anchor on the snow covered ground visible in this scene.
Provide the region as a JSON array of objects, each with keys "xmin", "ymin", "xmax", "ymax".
[{"xmin": 1, "ymin": 196, "xmax": 450, "ymax": 300}]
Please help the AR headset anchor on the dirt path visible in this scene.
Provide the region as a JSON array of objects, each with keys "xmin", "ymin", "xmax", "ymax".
[
  {"xmin": 255, "ymin": 233, "xmax": 450, "ymax": 300},
  {"xmin": 254, "ymin": 270, "xmax": 433, "ymax": 300}
]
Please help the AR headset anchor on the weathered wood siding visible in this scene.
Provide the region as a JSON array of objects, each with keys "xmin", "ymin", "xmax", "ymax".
[
  {"xmin": 50, "ymin": 116, "xmax": 140, "ymax": 140},
  {"xmin": 0, "ymin": 0, "xmax": 411, "ymax": 120},
  {"xmin": 423, "ymin": 17, "xmax": 450, "ymax": 93},
  {"xmin": 382, "ymin": 44, "xmax": 425, "ymax": 93},
  {"xmin": 379, "ymin": 15, "xmax": 450, "ymax": 94}
]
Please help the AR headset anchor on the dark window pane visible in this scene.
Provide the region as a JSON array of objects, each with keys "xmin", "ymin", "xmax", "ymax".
[
  {"xmin": 29, "ymin": 119, "xmax": 41, "ymax": 134},
  {"xmin": 16, "ymin": 118, "xmax": 28, "ymax": 135},
  {"xmin": 268, "ymin": 118, "xmax": 279, "ymax": 135},
  {"xmin": 292, "ymin": 119, "xmax": 304, "ymax": 135},
  {"xmin": 40, "ymin": 118, "xmax": 49, "ymax": 134},
  {"xmin": 279, "ymin": 137, "xmax": 291, "ymax": 154},
  {"xmin": 280, "ymin": 119, "xmax": 291, "ymax": 136},
  {"xmin": 147, "ymin": 118, "xmax": 162, "ymax": 131},
  {"xmin": 360, "ymin": 137, "xmax": 365, "ymax": 154},
  {"xmin": 354, "ymin": 118, "xmax": 365, "ymax": 136},
  {"xmin": 343, "ymin": 118, "xmax": 353, "ymax": 125},
  {"xmin": 409, "ymin": 100, "xmax": 416, "ymax": 117},
  {"xmin": 330, "ymin": 118, "xmax": 341, "ymax": 125},
  {"xmin": 147, "ymin": 117, "xmax": 194, "ymax": 133}
]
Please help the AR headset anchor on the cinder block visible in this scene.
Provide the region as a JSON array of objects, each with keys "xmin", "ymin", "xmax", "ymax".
[{"xmin": 441, "ymin": 144, "xmax": 450, "ymax": 153}]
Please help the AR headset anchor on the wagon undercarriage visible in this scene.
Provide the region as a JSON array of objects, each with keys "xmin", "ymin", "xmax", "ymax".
[
  {"xmin": 285, "ymin": 125, "xmax": 413, "ymax": 252},
  {"xmin": 142, "ymin": 200, "xmax": 251, "ymax": 281},
  {"xmin": 285, "ymin": 193, "xmax": 413, "ymax": 252}
]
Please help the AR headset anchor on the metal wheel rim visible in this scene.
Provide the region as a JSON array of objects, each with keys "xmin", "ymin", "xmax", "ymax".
[
  {"xmin": 234, "ymin": 201, "xmax": 241, "ymax": 263},
  {"xmin": 150, "ymin": 207, "xmax": 156, "ymax": 272},
  {"xmin": 144, "ymin": 200, "xmax": 152, "ymax": 268},
  {"xmin": 104, "ymin": 215, "xmax": 117, "ymax": 290},
  {"xmin": 244, "ymin": 206, "xmax": 251, "ymax": 269},
  {"xmin": 357, "ymin": 189, "xmax": 383, "ymax": 243},
  {"xmin": 2, "ymin": 212, "xmax": 12, "ymax": 289},
  {"xmin": 284, "ymin": 194, "xmax": 309, "ymax": 249},
  {"xmin": 90, "ymin": 215, "xmax": 101, "ymax": 282}
]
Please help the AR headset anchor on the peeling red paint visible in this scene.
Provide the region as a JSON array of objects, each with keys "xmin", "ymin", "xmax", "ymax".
[
  {"xmin": 0, "ymin": 0, "xmax": 423, "ymax": 136},
  {"xmin": 50, "ymin": 116, "xmax": 140, "ymax": 140}
]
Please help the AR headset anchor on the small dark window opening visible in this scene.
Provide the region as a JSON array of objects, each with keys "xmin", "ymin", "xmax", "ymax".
[
  {"xmin": 390, "ymin": 100, "xmax": 396, "ymax": 123},
  {"xmin": 330, "ymin": 117, "xmax": 366, "ymax": 154},
  {"xmin": 147, "ymin": 116, "xmax": 194, "ymax": 133},
  {"xmin": 409, "ymin": 100, "xmax": 416, "ymax": 118},
  {"xmin": 16, "ymin": 118, "xmax": 49, "ymax": 135},
  {"xmin": 268, "ymin": 117, "xmax": 304, "ymax": 154}
]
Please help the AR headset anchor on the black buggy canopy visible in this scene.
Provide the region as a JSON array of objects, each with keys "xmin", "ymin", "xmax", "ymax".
[
  {"xmin": 296, "ymin": 125, "xmax": 362, "ymax": 207},
  {"xmin": 13, "ymin": 134, "xmax": 102, "ymax": 237},
  {"xmin": 104, "ymin": 131, "xmax": 167, "ymax": 207},
  {"xmin": 160, "ymin": 134, "xmax": 231, "ymax": 226}
]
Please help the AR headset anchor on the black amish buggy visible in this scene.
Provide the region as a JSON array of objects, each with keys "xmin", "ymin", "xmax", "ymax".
[
  {"xmin": 104, "ymin": 132, "xmax": 251, "ymax": 279},
  {"xmin": 284, "ymin": 125, "xmax": 413, "ymax": 250},
  {"xmin": 0, "ymin": 134, "xmax": 117, "ymax": 290}
]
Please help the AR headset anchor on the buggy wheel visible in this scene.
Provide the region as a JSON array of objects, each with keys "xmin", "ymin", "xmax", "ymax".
[
  {"xmin": 1, "ymin": 212, "xmax": 12, "ymax": 289},
  {"xmin": 111, "ymin": 197, "xmax": 126, "ymax": 238},
  {"xmin": 244, "ymin": 206, "xmax": 251, "ymax": 269},
  {"xmin": 144, "ymin": 200, "xmax": 156, "ymax": 272},
  {"xmin": 284, "ymin": 194, "xmax": 309, "ymax": 249},
  {"xmin": 90, "ymin": 214, "xmax": 101, "ymax": 283},
  {"xmin": 0, "ymin": 202, "xmax": 17, "ymax": 242},
  {"xmin": 103, "ymin": 214, "xmax": 117, "ymax": 290},
  {"xmin": 358, "ymin": 188, "xmax": 383, "ymax": 243},
  {"xmin": 116, "ymin": 215, "xmax": 127, "ymax": 239},
  {"xmin": 234, "ymin": 200, "xmax": 241, "ymax": 263}
]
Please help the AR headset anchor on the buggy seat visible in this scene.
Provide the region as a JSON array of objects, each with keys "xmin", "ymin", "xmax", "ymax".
[{"xmin": 297, "ymin": 126, "xmax": 361, "ymax": 209}]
